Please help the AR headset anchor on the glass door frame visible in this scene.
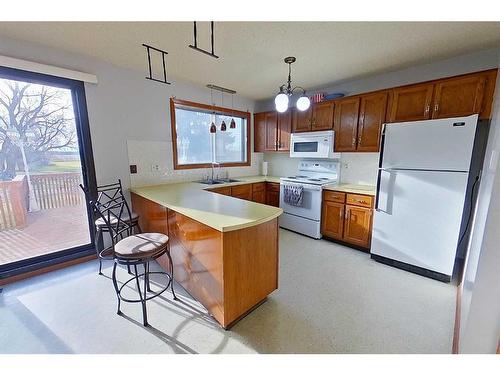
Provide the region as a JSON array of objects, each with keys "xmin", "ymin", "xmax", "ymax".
[{"xmin": 0, "ymin": 66, "xmax": 97, "ymax": 280}]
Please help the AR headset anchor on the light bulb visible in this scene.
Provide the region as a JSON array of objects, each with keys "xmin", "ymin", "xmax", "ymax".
[
  {"xmin": 275, "ymin": 93, "xmax": 289, "ymax": 113},
  {"xmin": 296, "ymin": 95, "xmax": 311, "ymax": 111}
]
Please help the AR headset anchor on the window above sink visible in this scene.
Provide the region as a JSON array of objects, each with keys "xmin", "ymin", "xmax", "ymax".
[{"xmin": 170, "ymin": 98, "xmax": 251, "ymax": 170}]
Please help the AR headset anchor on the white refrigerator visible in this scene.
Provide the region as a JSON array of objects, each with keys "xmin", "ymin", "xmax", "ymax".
[{"xmin": 371, "ymin": 114, "xmax": 481, "ymax": 282}]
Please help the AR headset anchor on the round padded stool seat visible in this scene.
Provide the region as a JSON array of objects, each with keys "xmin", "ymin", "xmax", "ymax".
[{"xmin": 114, "ymin": 233, "xmax": 169, "ymax": 260}]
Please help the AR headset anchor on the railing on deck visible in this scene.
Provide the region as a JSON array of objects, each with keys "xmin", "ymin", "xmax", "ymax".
[
  {"xmin": 0, "ymin": 175, "xmax": 28, "ymax": 230},
  {"xmin": 0, "ymin": 172, "xmax": 84, "ymax": 230},
  {"xmin": 31, "ymin": 173, "xmax": 84, "ymax": 210}
]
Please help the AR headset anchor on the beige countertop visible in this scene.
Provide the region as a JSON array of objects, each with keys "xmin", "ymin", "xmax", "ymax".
[
  {"xmin": 323, "ymin": 183, "xmax": 377, "ymax": 196},
  {"xmin": 130, "ymin": 176, "xmax": 283, "ymax": 233}
]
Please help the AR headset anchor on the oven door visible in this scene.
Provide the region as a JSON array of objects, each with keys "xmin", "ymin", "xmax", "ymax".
[{"xmin": 279, "ymin": 182, "xmax": 322, "ymax": 221}]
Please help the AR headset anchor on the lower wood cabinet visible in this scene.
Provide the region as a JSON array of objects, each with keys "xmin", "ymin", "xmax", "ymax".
[
  {"xmin": 210, "ymin": 186, "xmax": 231, "ymax": 196},
  {"xmin": 321, "ymin": 190, "xmax": 373, "ymax": 250},
  {"xmin": 343, "ymin": 205, "xmax": 372, "ymax": 248},
  {"xmin": 321, "ymin": 201, "xmax": 344, "ymax": 239},
  {"xmin": 230, "ymin": 184, "xmax": 253, "ymax": 200},
  {"xmin": 209, "ymin": 181, "xmax": 280, "ymax": 207},
  {"xmin": 266, "ymin": 182, "xmax": 280, "ymax": 207},
  {"xmin": 252, "ymin": 182, "xmax": 266, "ymax": 204}
]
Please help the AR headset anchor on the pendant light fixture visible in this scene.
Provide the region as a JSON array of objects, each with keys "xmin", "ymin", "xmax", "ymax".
[
  {"xmin": 274, "ymin": 56, "xmax": 310, "ymax": 113},
  {"xmin": 220, "ymin": 91, "xmax": 227, "ymax": 132},
  {"xmin": 210, "ymin": 87, "xmax": 217, "ymax": 133},
  {"xmin": 230, "ymin": 93, "xmax": 236, "ymax": 129}
]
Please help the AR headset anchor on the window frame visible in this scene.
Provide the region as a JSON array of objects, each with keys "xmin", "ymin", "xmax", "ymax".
[{"xmin": 170, "ymin": 98, "xmax": 251, "ymax": 170}]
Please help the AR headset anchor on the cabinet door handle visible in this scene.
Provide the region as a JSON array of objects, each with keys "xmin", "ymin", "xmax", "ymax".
[
  {"xmin": 434, "ymin": 103, "xmax": 439, "ymax": 113},
  {"xmin": 358, "ymin": 136, "xmax": 362, "ymax": 146},
  {"xmin": 424, "ymin": 105, "xmax": 430, "ymax": 115},
  {"xmin": 351, "ymin": 137, "xmax": 356, "ymax": 146}
]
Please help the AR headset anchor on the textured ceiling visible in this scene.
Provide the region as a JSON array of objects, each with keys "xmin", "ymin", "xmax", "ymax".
[{"xmin": 0, "ymin": 22, "xmax": 499, "ymax": 100}]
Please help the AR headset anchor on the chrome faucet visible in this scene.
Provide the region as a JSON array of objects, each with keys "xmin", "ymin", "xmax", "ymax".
[{"xmin": 211, "ymin": 162, "xmax": 220, "ymax": 181}]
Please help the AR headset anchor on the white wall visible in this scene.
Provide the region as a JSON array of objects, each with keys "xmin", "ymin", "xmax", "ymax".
[
  {"xmin": 0, "ymin": 35, "xmax": 258, "ymax": 195},
  {"xmin": 459, "ymin": 54, "xmax": 500, "ymax": 353}
]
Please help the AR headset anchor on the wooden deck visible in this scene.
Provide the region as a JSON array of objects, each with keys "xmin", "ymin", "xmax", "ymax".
[{"xmin": 0, "ymin": 204, "xmax": 90, "ymax": 266}]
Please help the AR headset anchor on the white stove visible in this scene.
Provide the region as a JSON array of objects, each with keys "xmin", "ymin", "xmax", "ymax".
[{"xmin": 279, "ymin": 161, "xmax": 340, "ymax": 239}]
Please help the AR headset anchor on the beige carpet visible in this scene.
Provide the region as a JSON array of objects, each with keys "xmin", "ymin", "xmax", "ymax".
[{"xmin": 0, "ymin": 229, "xmax": 456, "ymax": 353}]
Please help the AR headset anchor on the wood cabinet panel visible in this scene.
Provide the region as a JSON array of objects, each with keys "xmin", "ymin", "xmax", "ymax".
[
  {"xmin": 312, "ymin": 101, "xmax": 335, "ymax": 131},
  {"xmin": 357, "ymin": 91, "xmax": 388, "ymax": 152},
  {"xmin": 480, "ymin": 69, "xmax": 498, "ymax": 119},
  {"xmin": 252, "ymin": 183, "xmax": 266, "ymax": 204},
  {"xmin": 343, "ymin": 205, "xmax": 372, "ymax": 249},
  {"xmin": 333, "ymin": 97, "xmax": 360, "ymax": 152},
  {"xmin": 432, "ymin": 74, "xmax": 486, "ymax": 119},
  {"xmin": 266, "ymin": 183, "xmax": 280, "ymax": 207},
  {"xmin": 252, "ymin": 182, "xmax": 266, "ymax": 192},
  {"xmin": 321, "ymin": 201, "xmax": 344, "ymax": 240},
  {"xmin": 346, "ymin": 193, "xmax": 374, "ymax": 208},
  {"xmin": 265, "ymin": 112, "xmax": 278, "ymax": 151},
  {"xmin": 292, "ymin": 107, "xmax": 312, "ymax": 132},
  {"xmin": 323, "ymin": 190, "xmax": 346, "ymax": 203},
  {"xmin": 389, "ymin": 83, "xmax": 434, "ymax": 122},
  {"xmin": 231, "ymin": 184, "xmax": 253, "ymax": 201},
  {"xmin": 278, "ymin": 111, "xmax": 292, "ymax": 151},
  {"xmin": 223, "ymin": 219, "xmax": 279, "ymax": 325},
  {"xmin": 253, "ymin": 112, "xmax": 266, "ymax": 152},
  {"xmin": 210, "ymin": 186, "xmax": 232, "ymax": 196},
  {"xmin": 252, "ymin": 190, "xmax": 266, "ymax": 204}
]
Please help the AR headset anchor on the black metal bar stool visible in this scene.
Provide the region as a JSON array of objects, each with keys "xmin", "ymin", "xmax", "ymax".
[
  {"xmin": 88, "ymin": 185, "xmax": 177, "ymax": 326},
  {"xmin": 80, "ymin": 180, "xmax": 141, "ymax": 275}
]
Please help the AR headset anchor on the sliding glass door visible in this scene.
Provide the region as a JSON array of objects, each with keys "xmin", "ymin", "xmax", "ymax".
[{"xmin": 0, "ymin": 66, "xmax": 96, "ymax": 279}]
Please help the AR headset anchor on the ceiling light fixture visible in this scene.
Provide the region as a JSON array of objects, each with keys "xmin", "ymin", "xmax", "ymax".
[{"xmin": 274, "ymin": 56, "xmax": 310, "ymax": 113}]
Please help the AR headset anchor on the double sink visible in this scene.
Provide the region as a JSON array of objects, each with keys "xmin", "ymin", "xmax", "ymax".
[{"xmin": 198, "ymin": 178, "xmax": 241, "ymax": 185}]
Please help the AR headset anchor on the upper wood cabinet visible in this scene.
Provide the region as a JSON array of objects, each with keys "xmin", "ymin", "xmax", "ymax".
[
  {"xmin": 432, "ymin": 74, "xmax": 485, "ymax": 119},
  {"xmin": 255, "ymin": 69, "xmax": 497, "ymax": 153},
  {"xmin": 264, "ymin": 111, "xmax": 278, "ymax": 151},
  {"xmin": 254, "ymin": 111, "xmax": 291, "ymax": 152},
  {"xmin": 357, "ymin": 91, "xmax": 388, "ymax": 152},
  {"xmin": 292, "ymin": 107, "xmax": 312, "ymax": 132},
  {"xmin": 277, "ymin": 111, "xmax": 292, "ymax": 151},
  {"xmin": 333, "ymin": 97, "xmax": 360, "ymax": 152},
  {"xmin": 388, "ymin": 83, "xmax": 434, "ymax": 122},
  {"xmin": 253, "ymin": 112, "xmax": 266, "ymax": 152},
  {"xmin": 388, "ymin": 69, "xmax": 497, "ymax": 123},
  {"xmin": 311, "ymin": 101, "xmax": 335, "ymax": 131}
]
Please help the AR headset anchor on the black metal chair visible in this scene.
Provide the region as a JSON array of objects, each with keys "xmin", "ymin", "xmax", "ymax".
[
  {"xmin": 80, "ymin": 180, "xmax": 141, "ymax": 275},
  {"xmin": 85, "ymin": 182, "xmax": 177, "ymax": 326}
]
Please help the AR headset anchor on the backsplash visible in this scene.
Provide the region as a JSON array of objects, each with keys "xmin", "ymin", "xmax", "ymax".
[
  {"xmin": 127, "ymin": 140, "xmax": 264, "ymax": 188},
  {"xmin": 263, "ymin": 152, "xmax": 379, "ymax": 186}
]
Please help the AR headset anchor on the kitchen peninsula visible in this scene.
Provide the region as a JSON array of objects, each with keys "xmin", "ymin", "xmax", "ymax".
[{"xmin": 130, "ymin": 177, "xmax": 283, "ymax": 328}]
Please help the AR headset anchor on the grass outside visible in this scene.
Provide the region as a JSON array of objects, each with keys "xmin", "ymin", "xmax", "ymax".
[{"xmin": 28, "ymin": 161, "xmax": 82, "ymax": 174}]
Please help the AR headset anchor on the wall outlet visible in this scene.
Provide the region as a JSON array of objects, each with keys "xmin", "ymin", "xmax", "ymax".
[
  {"xmin": 151, "ymin": 164, "xmax": 161, "ymax": 172},
  {"xmin": 129, "ymin": 164, "xmax": 137, "ymax": 174}
]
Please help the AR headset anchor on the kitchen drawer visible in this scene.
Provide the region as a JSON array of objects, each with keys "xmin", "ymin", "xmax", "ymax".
[
  {"xmin": 346, "ymin": 193, "xmax": 373, "ymax": 208},
  {"xmin": 266, "ymin": 182, "xmax": 280, "ymax": 192},
  {"xmin": 252, "ymin": 182, "xmax": 266, "ymax": 192},
  {"xmin": 231, "ymin": 184, "xmax": 252, "ymax": 200},
  {"xmin": 323, "ymin": 190, "xmax": 346, "ymax": 203}
]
